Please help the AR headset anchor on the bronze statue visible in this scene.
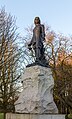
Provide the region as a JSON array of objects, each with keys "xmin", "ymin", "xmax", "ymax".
[{"xmin": 28, "ymin": 17, "xmax": 49, "ymax": 67}]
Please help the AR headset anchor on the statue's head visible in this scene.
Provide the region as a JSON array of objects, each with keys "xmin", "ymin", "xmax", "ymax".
[{"xmin": 34, "ymin": 17, "xmax": 41, "ymax": 25}]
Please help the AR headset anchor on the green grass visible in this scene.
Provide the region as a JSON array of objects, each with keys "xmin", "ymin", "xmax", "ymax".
[
  {"xmin": 0, "ymin": 113, "xmax": 4, "ymax": 119},
  {"xmin": 68, "ymin": 114, "xmax": 72, "ymax": 119}
]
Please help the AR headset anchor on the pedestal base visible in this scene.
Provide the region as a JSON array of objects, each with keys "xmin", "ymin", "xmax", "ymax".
[
  {"xmin": 6, "ymin": 113, "xmax": 65, "ymax": 119},
  {"xmin": 15, "ymin": 65, "xmax": 58, "ymax": 113}
]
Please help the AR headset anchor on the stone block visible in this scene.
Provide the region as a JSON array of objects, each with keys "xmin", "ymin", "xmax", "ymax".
[
  {"xmin": 6, "ymin": 113, "xmax": 65, "ymax": 119},
  {"xmin": 15, "ymin": 65, "xmax": 58, "ymax": 113}
]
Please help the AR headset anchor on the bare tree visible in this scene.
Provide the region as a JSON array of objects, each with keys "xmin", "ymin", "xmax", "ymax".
[{"xmin": 0, "ymin": 7, "xmax": 28, "ymax": 114}]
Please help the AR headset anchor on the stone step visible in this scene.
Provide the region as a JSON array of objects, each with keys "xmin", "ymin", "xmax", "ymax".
[{"xmin": 6, "ymin": 113, "xmax": 65, "ymax": 119}]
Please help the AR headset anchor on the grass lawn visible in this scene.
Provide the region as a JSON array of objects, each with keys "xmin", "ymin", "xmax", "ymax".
[
  {"xmin": 0, "ymin": 113, "xmax": 4, "ymax": 119},
  {"xmin": 68, "ymin": 114, "xmax": 72, "ymax": 119}
]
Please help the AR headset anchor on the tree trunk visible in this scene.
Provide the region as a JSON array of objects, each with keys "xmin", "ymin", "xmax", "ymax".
[{"xmin": 4, "ymin": 113, "xmax": 6, "ymax": 119}]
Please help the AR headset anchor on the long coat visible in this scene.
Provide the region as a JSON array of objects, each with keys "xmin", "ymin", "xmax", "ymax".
[{"xmin": 30, "ymin": 24, "xmax": 45, "ymax": 49}]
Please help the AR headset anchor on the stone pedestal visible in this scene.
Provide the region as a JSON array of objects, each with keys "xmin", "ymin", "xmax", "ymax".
[
  {"xmin": 15, "ymin": 65, "xmax": 58, "ymax": 113},
  {"xmin": 6, "ymin": 113, "xmax": 65, "ymax": 119}
]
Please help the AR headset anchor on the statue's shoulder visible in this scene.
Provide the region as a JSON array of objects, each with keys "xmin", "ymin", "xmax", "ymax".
[
  {"xmin": 41, "ymin": 24, "xmax": 44, "ymax": 27},
  {"xmin": 40, "ymin": 24, "xmax": 45, "ymax": 30},
  {"xmin": 40, "ymin": 24, "xmax": 45, "ymax": 34}
]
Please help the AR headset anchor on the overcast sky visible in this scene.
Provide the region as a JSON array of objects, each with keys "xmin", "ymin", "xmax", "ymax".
[{"xmin": 0, "ymin": 0, "xmax": 72, "ymax": 36}]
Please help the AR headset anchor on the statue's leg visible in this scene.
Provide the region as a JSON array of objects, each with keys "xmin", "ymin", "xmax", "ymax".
[
  {"xmin": 33, "ymin": 44, "xmax": 40, "ymax": 61},
  {"xmin": 41, "ymin": 48, "xmax": 45, "ymax": 60},
  {"xmin": 36, "ymin": 47, "xmax": 41, "ymax": 61},
  {"xmin": 34, "ymin": 40, "xmax": 41, "ymax": 61}
]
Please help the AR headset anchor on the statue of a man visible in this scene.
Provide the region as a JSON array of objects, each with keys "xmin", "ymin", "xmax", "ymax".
[{"xmin": 28, "ymin": 17, "xmax": 48, "ymax": 66}]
